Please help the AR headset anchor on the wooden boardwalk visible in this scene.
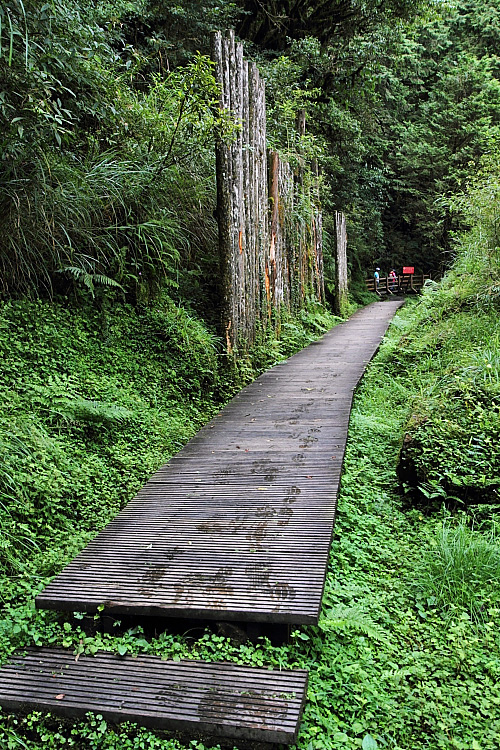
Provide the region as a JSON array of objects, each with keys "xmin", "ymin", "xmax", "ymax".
[
  {"xmin": 366, "ymin": 273, "xmax": 431, "ymax": 295},
  {"xmin": 1, "ymin": 301, "xmax": 402, "ymax": 745},
  {"xmin": 0, "ymin": 648, "xmax": 308, "ymax": 744},
  {"xmin": 36, "ymin": 301, "xmax": 402, "ymax": 624}
]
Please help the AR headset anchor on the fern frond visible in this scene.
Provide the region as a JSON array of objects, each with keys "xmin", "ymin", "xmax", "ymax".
[
  {"xmin": 60, "ymin": 266, "xmax": 124, "ymax": 295},
  {"xmin": 58, "ymin": 398, "xmax": 134, "ymax": 426},
  {"xmin": 319, "ymin": 605, "xmax": 387, "ymax": 642},
  {"xmin": 91, "ymin": 274, "xmax": 124, "ymax": 289}
]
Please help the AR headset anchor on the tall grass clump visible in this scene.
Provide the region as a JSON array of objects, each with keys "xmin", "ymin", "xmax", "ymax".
[
  {"xmin": 0, "ymin": 150, "xmax": 194, "ymax": 298},
  {"xmin": 0, "ymin": 0, "xmax": 223, "ymax": 300},
  {"xmin": 415, "ymin": 519, "xmax": 500, "ymax": 623}
]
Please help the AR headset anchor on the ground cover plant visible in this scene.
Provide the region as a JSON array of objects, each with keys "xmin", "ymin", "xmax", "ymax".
[
  {"xmin": 0, "ymin": 290, "xmax": 340, "ymax": 749},
  {"xmin": 395, "ymin": 168, "xmax": 500, "ymax": 507},
  {"xmin": 0, "ymin": 293, "xmax": 337, "ymax": 578},
  {"xmin": 1, "ymin": 251, "xmax": 499, "ymax": 749}
]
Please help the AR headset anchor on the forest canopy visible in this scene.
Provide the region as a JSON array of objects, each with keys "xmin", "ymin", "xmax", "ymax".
[
  {"xmin": 1, "ymin": 4, "xmax": 500, "ymax": 750},
  {"xmin": 1, "ymin": 0, "xmax": 500, "ymax": 298}
]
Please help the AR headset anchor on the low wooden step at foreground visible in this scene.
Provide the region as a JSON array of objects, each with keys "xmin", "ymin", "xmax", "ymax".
[{"xmin": 0, "ymin": 648, "xmax": 308, "ymax": 745}]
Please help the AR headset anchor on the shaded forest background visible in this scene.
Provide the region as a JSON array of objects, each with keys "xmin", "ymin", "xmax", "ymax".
[{"xmin": 3, "ymin": 0, "xmax": 500, "ymax": 308}]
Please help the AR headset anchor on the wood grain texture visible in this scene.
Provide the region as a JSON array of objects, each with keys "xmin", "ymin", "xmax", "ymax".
[{"xmin": 0, "ymin": 648, "xmax": 308, "ymax": 744}]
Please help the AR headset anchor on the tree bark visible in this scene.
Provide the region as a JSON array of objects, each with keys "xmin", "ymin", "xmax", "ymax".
[
  {"xmin": 212, "ymin": 30, "xmax": 325, "ymax": 352},
  {"xmin": 335, "ymin": 211, "xmax": 348, "ymax": 315}
]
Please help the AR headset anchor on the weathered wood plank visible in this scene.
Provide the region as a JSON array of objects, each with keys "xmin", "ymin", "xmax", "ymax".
[{"xmin": 0, "ymin": 649, "xmax": 308, "ymax": 744}]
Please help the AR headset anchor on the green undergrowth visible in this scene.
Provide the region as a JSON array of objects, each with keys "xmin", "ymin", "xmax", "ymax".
[
  {"xmin": 0, "ymin": 292, "xmax": 340, "ymax": 749},
  {"xmin": 0, "ymin": 293, "xmax": 338, "ymax": 582},
  {"xmin": 2, "ymin": 283, "xmax": 499, "ymax": 749},
  {"xmin": 392, "ymin": 285, "xmax": 500, "ymax": 504},
  {"xmin": 392, "ymin": 172, "xmax": 500, "ymax": 506}
]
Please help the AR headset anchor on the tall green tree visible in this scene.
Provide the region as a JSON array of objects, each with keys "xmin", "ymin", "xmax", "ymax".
[
  {"xmin": 379, "ymin": 3, "xmax": 500, "ymax": 271},
  {"xmin": 254, "ymin": 0, "xmax": 500, "ymax": 275}
]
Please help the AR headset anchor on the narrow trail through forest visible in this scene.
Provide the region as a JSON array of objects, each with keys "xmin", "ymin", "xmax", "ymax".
[
  {"xmin": 0, "ymin": 300, "xmax": 402, "ymax": 746},
  {"xmin": 36, "ymin": 300, "xmax": 402, "ymax": 624}
]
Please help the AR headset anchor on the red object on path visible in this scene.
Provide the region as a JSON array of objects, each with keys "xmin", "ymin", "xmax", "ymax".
[{"xmin": 403, "ymin": 266, "xmax": 414, "ymax": 274}]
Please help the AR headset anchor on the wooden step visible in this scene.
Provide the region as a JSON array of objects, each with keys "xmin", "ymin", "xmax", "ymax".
[{"xmin": 0, "ymin": 648, "xmax": 308, "ymax": 745}]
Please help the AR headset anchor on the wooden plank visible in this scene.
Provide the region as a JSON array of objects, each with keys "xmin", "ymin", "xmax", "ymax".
[
  {"xmin": 36, "ymin": 301, "xmax": 402, "ymax": 624},
  {"xmin": 0, "ymin": 649, "xmax": 308, "ymax": 744}
]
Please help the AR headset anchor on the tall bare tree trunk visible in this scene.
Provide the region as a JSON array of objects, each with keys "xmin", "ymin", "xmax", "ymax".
[
  {"xmin": 335, "ymin": 211, "xmax": 348, "ymax": 316},
  {"xmin": 212, "ymin": 30, "xmax": 326, "ymax": 353}
]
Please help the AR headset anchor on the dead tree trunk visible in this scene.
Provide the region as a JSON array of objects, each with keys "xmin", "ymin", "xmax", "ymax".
[
  {"xmin": 268, "ymin": 151, "xmax": 293, "ymax": 317},
  {"xmin": 212, "ymin": 30, "xmax": 268, "ymax": 352},
  {"xmin": 211, "ymin": 31, "xmax": 233, "ymax": 350},
  {"xmin": 212, "ymin": 30, "xmax": 325, "ymax": 352},
  {"xmin": 334, "ymin": 211, "xmax": 348, "ymax": 316}
]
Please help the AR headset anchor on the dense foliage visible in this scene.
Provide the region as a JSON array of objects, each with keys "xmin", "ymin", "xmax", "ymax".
[
  {"xmin": 254, "ymin": 0, "xmax": 500, "ymax": 275},
  {"xmin": 3, "ymin": 0, "xmax": 500, "ymax": 294},
  {"xmin": 0, "ymin": 0, "xmax": 226, "ymax": 308},
  {"xmin": 395, "ymin": 167, "xmax": 500, "ymax": 504},
  {"xmin": 2, "ymin": 0, "xmax": 500, "ymax": 748}
]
